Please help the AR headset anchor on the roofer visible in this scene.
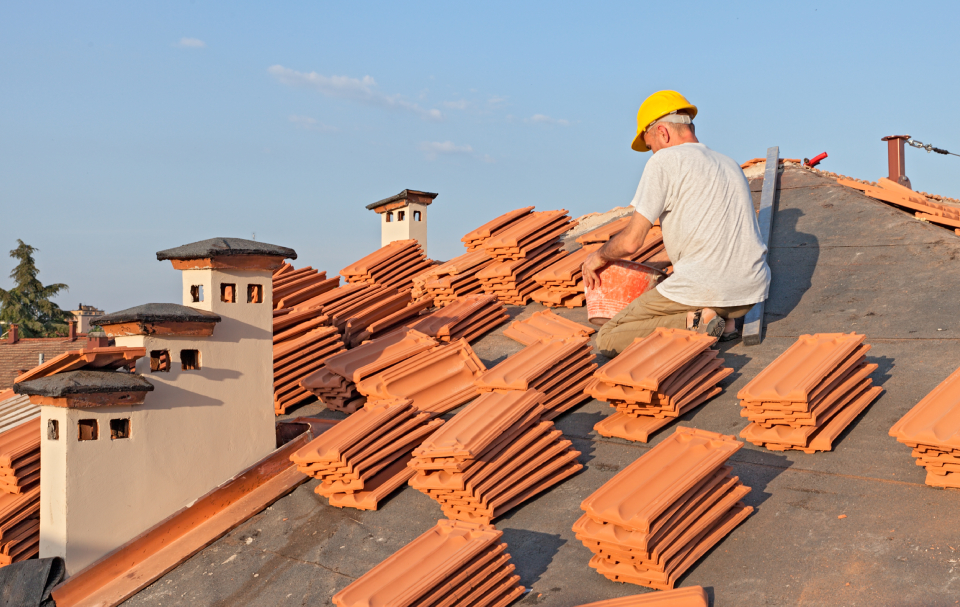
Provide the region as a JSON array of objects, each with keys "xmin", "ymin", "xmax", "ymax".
[{"xmin": 583, "ymin": 90, "xmax": 771, "ymax": 357}]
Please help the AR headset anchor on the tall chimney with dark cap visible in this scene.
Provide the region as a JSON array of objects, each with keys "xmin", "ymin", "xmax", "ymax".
[{"xmin": 882, "ymin": 135, "xmax": 912, "ymax": 189}]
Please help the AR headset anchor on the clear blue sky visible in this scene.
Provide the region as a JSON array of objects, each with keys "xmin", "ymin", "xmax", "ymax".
[{"xmin": 2, "ymin": 1, "xmax": 958, "ymax": 313}]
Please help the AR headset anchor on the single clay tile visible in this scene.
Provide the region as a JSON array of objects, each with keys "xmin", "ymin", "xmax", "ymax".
[
  {"xmin": 890, "ymin": 365, "xmax": 960, "ymax": 449},
  {"xmin": 356, "ymin": 339, "xmax": 486, "ymax": 414},
  {"xmin": 413, "ymin": 391, "xmax": 545, "ymax": 460},
  {"xmin": 596, "ymin": 328, "xmax": 717, "ymax": 392},
  {"xmin": 276, "ymin": 277, "xmax": 340, "ymax": 309},
  {"xmin": 475, "ymin": 337, "xmax": 590, "ymax": 391},
  {"xmin": 580, "ymin": 427, "xmax": 741, "ymax": 532},
  {"xmin": 572, "ymin": 586, "xmax": 709, "ymax": 607},
  {"xmin": 289, "ymin": 399, "xmax": 414, "ymax": 465},
  {"xmin": 340, "ymin": 239, "xmax": 421, "ymax": 278},
  {"xmin": 325, "ymin": 328, "xmax": 437, "ymax": 383},
  {"xmin": 331, "ymin": 519, "xmax": 505, "ymax": 607},
  {"xmin": 737, "ymin": 333, "xmax": 866, "ymax": 403},
  {"xmin": 462, "ymin": 207, "xmax": 536, "ymax": 247},
  {"xmin": 502, "ymin": 310, "xmax": 595, "ymax": 345}
]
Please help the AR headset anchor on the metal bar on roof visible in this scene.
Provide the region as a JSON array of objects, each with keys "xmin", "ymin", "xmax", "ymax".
[{"xmin": 743, "ymin": 146, "xmax": 780, "ymax": 346}]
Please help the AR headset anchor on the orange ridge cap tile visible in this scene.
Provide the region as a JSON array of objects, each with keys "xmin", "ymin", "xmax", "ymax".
[{"xmin": 571, "ymin": 586, "xmax": 708, "ymax": 607}]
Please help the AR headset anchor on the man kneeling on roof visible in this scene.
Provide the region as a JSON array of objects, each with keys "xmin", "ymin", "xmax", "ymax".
[{"xmin": 583, "ymin": 90, "xmax": 771, "ymax": 357}]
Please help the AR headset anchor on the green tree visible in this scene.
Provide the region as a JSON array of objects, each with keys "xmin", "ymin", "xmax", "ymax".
[{"xmin": 0, "ymin": 240, "xmax": 70, "ymax": 338}]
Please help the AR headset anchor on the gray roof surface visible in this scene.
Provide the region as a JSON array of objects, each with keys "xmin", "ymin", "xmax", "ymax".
[
  {"xmin": 366, "ymin": 189, "xmax": 438, "ymax": 210},
  {"xmin": 122, "ymin": 167, "xmax": 960, "ymax": 607},
  {"xmin": 93, "ymin": 303, "xmax": 221, "ymax": 327},
  {"xmin": 15, "ymin": 370, "xmax": 153, "ymax": 397},
  {"xmin": 156, "ymin": 238, "xmax": 297, "ymax": 261}
]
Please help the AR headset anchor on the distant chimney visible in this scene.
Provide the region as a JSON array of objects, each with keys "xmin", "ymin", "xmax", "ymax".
[
  {"xmin": 881, "ymin": 135, "xmax": 912, "ymax": 189},
  {"xmin": 7, "ymin": 324, "xmax": 18, "ymax": 344},
  {"xmin": 68, "ymin": 320, "xmax": 77, "ymax": 342}
]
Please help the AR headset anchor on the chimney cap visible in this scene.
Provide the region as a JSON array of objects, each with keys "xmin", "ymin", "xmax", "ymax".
[
  {"xmin": 156, "ymin": 237, "xmax": 297, "ymax": 262},
  {"xmin": 366, "ymin": 190, "xmax": 438, "ymax": 212}
]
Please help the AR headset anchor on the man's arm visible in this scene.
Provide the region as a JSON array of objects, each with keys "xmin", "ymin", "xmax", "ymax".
[{"xmin": 582, "ymin": 211, "xmax": 653, "ymax": 289}]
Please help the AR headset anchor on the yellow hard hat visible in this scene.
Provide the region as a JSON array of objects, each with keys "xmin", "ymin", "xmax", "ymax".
[{"xmin": 631, "ymin": 90, "xmax": 698, "ymax": 152}]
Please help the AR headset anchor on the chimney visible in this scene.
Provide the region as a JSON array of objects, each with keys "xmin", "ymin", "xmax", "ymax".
[
  {"xmin": 7, "ymin": 324, "xmax": 18, "ymax": 345},
  {"xmin": 68, "ymin": 320, "xmax": 77, "ymax": 342},
  {"xmin": 881, "ymin": 135, "xmax": 912, "ymax": 189}
]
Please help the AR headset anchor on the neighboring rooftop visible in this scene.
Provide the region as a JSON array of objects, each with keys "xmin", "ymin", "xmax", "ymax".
[
  {"xmin": 366, "ymin": 189, "xmax": 438, "ymax": 212},
  {"xmin": 93, "ymin": 304, "xmax": 221, "ymax": 327},
  {"xmin": 14, "ymin": 369, "xmax": 153, "ymax": 397},
  {"xmin": 156, "ymin": 238, "xmax": 297, "ymax": 261}
]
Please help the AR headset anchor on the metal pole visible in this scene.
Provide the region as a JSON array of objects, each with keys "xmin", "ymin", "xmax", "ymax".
[{"xmin": 742, "ymin": 146, "xmax": 780, "ymax": 346}]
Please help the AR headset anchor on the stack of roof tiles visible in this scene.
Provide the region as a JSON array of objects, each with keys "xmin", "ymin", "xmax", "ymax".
[
  {"xmin": 0, "ymin": 418, "xmax": 39, "ymax": 496},
  {"xmin": 838, "ymin": 177, "xmax": 960, "ymax": 233},
  {"xmin": 475, "ymin": 336, "xmax": 596, "ymax": 421},
  {"xmin": 574, "ymin": 427, "xmax": 752, "ymax": 590},
  {"xmin": 585, "ymin": 328, "xmax": 731, "ymax": 443},
  {"xmin": 409, "ymin": 390, "xmax": 582, "ymax": 523},
  {"xmin": 738, "ymin": 333, "xmax": 883, "ymax": 453},
  {"xmin": 461, "ymin": 206, "xmax": 535, "ymax": 251},
  {"xmin": 890, "ymin": 366, "xmax": 960, "ymax": 488},
  {"xmin": 272, "ymin": 265, "xmax": 339, "ymax": 310},
  {"xmin": 356, "ymin": 339, "xmax": 487, "ymax": 415},
  {"xmin": 300, "ymin": 328, "xmax": 438, "ymax": 414},
  {"xmin": 503, "ymin": 310, "xmax": 595, "ymax": 346},
  {"xmin": 477, "ymin": 241, "xmax": 568, "ymax": 305},
  {"xmin": 573, "ymin": 587, "xmax": 709, "ymax": 607},
  {"xmin": 289, "ymin": 398, "xmax": 443, "ymax": 510},
  {"xmin": 332, "ymin": 519, "xmax": 524, "ymax": 607},
  {"xmin": 531, "ymin": 228, "xmax": 665, "ymax": 308},
  {"xmin": 415, "ymin": 249, "xmax": 494, "ymax": 306},
  {"xmin": 407, "ymin": 294, "xmax": 509, "ymax": 343},
  {"xmin": 340, "ymin": 239, "xmax": 435, "ymax": 292},
  {"xmin": 482, "ymin": 210, "xmax": 577, "ymax": 262},
  {"xmin": 0, "ymin": 390, "xmax": 37, "ymax": 436},
  {"xmin": 0, "ymin": 419, "xmax": 40, "ymax": 567}
]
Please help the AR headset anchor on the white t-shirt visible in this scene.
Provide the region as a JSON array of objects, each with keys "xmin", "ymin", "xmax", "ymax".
[{"xmin": 630, "ymin": 143, "xmax": 770, "ymax": 308}]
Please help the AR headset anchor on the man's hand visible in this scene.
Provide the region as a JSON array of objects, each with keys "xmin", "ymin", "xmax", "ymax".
[{"xmin": 582, "ymin": 251, "xmax": 607, "ymax": 290}]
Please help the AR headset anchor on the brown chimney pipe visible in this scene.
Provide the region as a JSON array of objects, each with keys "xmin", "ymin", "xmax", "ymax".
[
  {"xmin": 7, "ymin": 324, "xmax": 18, "ymax": 344},
  {"xmin": 68, "ymin": 320, "xmax": 77, "ymax": 342},
  {"xmin": 881, "ymin": 135, "xmax": 912, "ymax": 189}
]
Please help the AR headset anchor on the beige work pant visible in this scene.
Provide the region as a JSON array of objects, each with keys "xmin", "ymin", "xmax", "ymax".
[{"xmin": 595, "ymin": 288, "xmax": 755, "ymax": 357}]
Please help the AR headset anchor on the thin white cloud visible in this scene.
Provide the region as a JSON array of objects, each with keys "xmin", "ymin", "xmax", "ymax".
[
  {"xmin": 442, "ymin": 99, "xmax": 469, "ymax": 110},
  {"xmin": 268, "ymin": 65, "xmax": 442, "ymax": 120},
  {"xmin": 177, "ymin": 38, "xmax": 206, "ymax": 48},
  {"xmin": 528, "ymin": 114, "xmax": 570, "ymax": 126},
  {"xmin": 418, "ymin": 141, "xmax": 494, "ymax": 163},
  {"xmin": 289, "ymin": 115, "xmax": 338, "ymax": 133},
  {"xmin": 488, "ymin": 96, "xmax": 507, "ymax": 107}
]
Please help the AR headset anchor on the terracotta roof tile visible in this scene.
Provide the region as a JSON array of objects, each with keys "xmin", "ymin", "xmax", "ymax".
[
  {"xmin": 596, "ymin": 328, "xmax": 717, "ymax": 392},
  {"xmin": 736, "ymin": 334, "xmax": 883, "ymax": 453},
  {"xmin": 332, "ymin": 519, "xmax": 519, "ymax": 607},
  {"xmin": 572, "ymin": 586, "xmax": 708, "ymax": 607},
  {"xmin": 410, "ymin": 388, "xmax": 582, "ymax": 523},
  {"xmin": 356, "ymin": 339, "xmax": 486, "ymax": 415},
  {"xmin": 581, "ymin": 427, "xmax": 742, "ymax": 532},
  {"xmin": 575, "ymin": 427, "xmax": 750, "ymax": 590},
  {"xmin": 462, "ymin": 207, "xmax": 536, "ymax": 249},
  {"xmin": 737, "ymin": 333, "xmax": 866, "ymax": 403},
  {"xmin": 502, "ymin": 310, "xmax": 594, "ymax": 346},
  {"xmin": 414, "ymin": 391, "xmax": 545, "ymax": 461},
  {"xmin": 0, "ymin": 393, "xmax": 37, "ymax": 436}
]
